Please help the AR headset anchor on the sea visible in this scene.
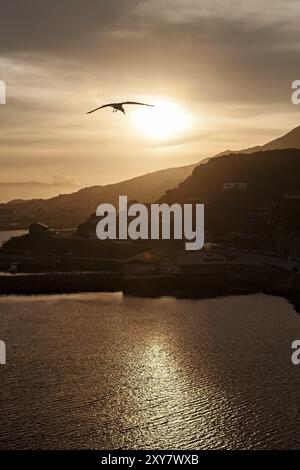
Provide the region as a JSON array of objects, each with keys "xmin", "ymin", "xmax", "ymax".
[{"xmin": 0, "ymin": 292, "xmax": 300, "ymax": 449}]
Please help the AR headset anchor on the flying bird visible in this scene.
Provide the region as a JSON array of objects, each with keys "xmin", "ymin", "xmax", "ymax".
[{"xmin": 86, "ymin": 101, "xmax": 154, "ymax": 115}]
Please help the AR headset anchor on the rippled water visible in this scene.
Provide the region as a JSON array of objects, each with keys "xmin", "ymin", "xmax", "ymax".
[{"xmin": 0, "ymin": 293, "xmax": 300, "ymax": 449}]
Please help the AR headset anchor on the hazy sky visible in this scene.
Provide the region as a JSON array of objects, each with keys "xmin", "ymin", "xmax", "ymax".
[{"xmin": 0, "ymin": 0, "xmax": 300, "ymax": 187}]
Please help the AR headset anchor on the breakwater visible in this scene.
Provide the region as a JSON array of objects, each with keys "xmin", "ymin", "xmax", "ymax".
[
  {"xmin": 0, "ymin": 271, "xmax": 122, "ymax": 295},
  {"xmin": 0, "ymin": 267, "xmax": 299, "ymax": 312}
]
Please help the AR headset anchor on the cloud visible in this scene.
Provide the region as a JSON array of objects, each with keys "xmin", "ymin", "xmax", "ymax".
[
  {"xmin": 0, "ymin": 0, "xmax": 300, "ymax": 186},
  {"xmin": 1, "ymin": 0, "xmax": 299, "ymax": 59},
  {"xmin": 0, "ymin": 1, "xmax": 139, "ymax": 54}
]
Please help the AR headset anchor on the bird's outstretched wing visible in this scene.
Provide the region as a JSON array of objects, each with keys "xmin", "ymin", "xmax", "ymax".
[
  {"xmin": 86, "ymin": 103, "xmax": 114, "ymax": 114},
  {"xmin": 86, "ymin": 101, "xmax": 154, "ymax": 114},
  {"xmin": 122, "ymin": 101, "xmax": 154, "ymax": 107}
]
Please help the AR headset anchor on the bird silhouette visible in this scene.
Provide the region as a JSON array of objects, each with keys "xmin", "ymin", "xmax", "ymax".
[{"xmin": 86, "ymin": 101, "xmax": 154, "ymax": 115}]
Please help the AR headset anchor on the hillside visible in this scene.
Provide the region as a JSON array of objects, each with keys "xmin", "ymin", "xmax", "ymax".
[
  {"xmin": 2, "ymin": 124, "xmax": 300, "ymax": 231},
  {"xmin": 160, "ymin": 124, "xmax": 300, "ymax": 206},
  {"xmin": 0, "ymin": 163, "xmax": 196, "ymax": 229},
  {"xmin": 162, "ymin": 148, "xmax": 300, "ymax": 201},
  {"xmin": 160, "ymin": 148, "xmax": 300, "ymax": 236}
]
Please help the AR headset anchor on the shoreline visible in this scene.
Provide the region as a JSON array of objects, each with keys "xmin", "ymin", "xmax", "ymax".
[{"xmin": 0, "ymin": 270, "xmax": 299, "ymax": 312}]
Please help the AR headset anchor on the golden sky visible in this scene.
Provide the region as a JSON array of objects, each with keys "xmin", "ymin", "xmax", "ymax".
[{"xmin": 0, "ymin": 0, "xmax": 300, "ymax": 188}]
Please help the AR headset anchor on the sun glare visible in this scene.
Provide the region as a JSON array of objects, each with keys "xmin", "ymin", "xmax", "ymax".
[{"xmin": 131, "ymin": 99, "xmax": 189, "ymax": 139}]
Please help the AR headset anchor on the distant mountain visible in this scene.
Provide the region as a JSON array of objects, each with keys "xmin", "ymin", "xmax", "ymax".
[
  {"xmin": 258, "ymin": 125, "xmax": 300, "ymax": 151},
  {"xmin": 0, "ymin": 163, "xmax": 197, "ymax": 229},
  {"xmin": 0, "ymin": 181, "xmax": 79, "ymax": 203},
  {"xmin": 2, "ymin": 124, "xmax": 300, "ymax": 231},
  {"xmin": 220, "ymin": 125, "xmax": 300, "ymax": 156}
]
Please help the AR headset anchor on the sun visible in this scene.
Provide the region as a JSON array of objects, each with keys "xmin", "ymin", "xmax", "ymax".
[{"xmin": 130, "ymin": 98, "xmax": 189, "ymax": 139}]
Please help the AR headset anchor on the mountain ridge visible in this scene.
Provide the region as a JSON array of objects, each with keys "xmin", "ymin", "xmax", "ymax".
[
  {"xmin": 1, "ymin": 124, "xmax": 300, "ymax": 230},
  {"xmin": 0, "ymin": 162, "xmax": 197, "ymax": 229}
]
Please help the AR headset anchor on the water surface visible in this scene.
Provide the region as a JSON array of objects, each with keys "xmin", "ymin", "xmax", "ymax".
[{"xmin": 0, "ymin": 293, "xmax": 300, "ymax": 449}]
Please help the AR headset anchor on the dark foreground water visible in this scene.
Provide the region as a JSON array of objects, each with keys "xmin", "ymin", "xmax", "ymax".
[{"xmin": 0, "ymin": 293, "xmax": 300, "ymax": 449}]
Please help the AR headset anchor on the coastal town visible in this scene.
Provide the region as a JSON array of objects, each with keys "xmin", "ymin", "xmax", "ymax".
[
  {"xmin": 0, "ymin": 145, "xmax": 299, "ymax": 307},
  {"xmin": 0, "ymin": 219, "xmax": 299, "ymax": 310}
]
